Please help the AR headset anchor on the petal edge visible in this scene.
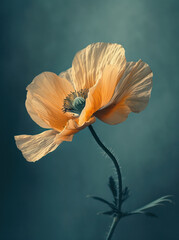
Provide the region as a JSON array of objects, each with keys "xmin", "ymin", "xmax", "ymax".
[{"xmin": 15, "ymin": 130, "xmax": 61, "ymax": 162}]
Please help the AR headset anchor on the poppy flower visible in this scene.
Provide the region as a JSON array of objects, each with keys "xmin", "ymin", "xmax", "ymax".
[{"xmin": 15, "ymin": 42, "xmax": 153, "ymax": 162}]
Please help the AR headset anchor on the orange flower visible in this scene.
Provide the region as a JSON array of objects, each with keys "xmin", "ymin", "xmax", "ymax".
[{"xmin": 15, "ymin": 43, "xmax": 153, "ymax": 162}]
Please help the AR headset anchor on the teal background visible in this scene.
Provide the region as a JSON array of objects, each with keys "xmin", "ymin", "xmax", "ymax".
[{"xmin": 1, "ymin": 0, "xmax": 179, "ymax": 239}]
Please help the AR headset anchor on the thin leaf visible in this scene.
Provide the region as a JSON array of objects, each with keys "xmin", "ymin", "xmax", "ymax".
[
  {"xmin": 97, "ymin": 210, "xmax": 114, "ymax": 216},
  {"xmin": 108, "ymin": 176, "xmax": 117, "ymax": 203},
  {"xmin": 122, "ymin": 187, "xmax": 130, "ymax": 203},
  {"xmin": 87, "ymin": 195, "xmax": 116, "ymax": 210},
  {"xmin": 145, "ymin": 212, "xmax": 158, "ymax": 218},
  {"xmin": 130, "ymin": 195, "xmax": 173, "ymax": 215}
]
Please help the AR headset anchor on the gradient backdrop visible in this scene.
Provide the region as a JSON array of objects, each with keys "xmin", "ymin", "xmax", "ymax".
[{"xmin": 1, "ymin": 0, "xmax": 179, "ymax": 239}]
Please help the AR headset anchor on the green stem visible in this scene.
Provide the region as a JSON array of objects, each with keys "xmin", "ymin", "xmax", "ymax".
[
  {"xmin": 88, "ymin": 125, "xmax": 122, "ymax": 209},
  {"xmin": 88, "ymin": 125, "xmax": 123, "ymax": 239},
  {"xmin": 106, "ymin": 217, "xmax": 119, "ymax": 240}
]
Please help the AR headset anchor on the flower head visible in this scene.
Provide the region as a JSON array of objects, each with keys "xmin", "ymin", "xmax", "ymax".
[{"xmin": 15, "ymin": 42, "xmax": 153, "ymax": 162}]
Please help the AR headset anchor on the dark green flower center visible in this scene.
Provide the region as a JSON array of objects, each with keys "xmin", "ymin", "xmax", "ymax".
[
  {"xmin": 62, "ymin": 89, "xmax": 88, "ymax": 115},
  {"xmin": 72, "ymin": 97, "xmax": 86, "ymax": 114}
]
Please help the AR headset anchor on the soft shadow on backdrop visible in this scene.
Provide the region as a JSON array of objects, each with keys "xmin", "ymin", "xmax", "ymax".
[{"xmin": 1, "ymin": 0, "xmax": 179, "ymax": 239}]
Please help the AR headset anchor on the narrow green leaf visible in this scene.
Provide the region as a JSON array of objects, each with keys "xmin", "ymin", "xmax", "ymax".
[
  {"xmin": 145, "ymin": 212, "xmax": 158, "ymax": 218},
  {"xmin": 122, "ymin": 187, "xmax": 130, "ymax": 203},
  {"xmin": 97, "ymin": 210, "xmax": 114, "ymax": 216},
  {"xmin": 108, "ymin": 176, "xmax": 117, "ymax": 204},
  {"xmin": 130, "ymin": 195, "xmax": 173, "ymax": 216},
  {"xmin": 87, "ymin": 195, "xmax": 116, "ymax": 210}
]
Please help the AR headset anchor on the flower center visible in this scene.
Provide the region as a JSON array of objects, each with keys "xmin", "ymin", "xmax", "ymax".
[
  {"xmin": 62, "ymin": 89, "xmax": 88, "ymax": 115},
  {"xmin": 72, "ymin": 97, "xmax": 86, "ymax": 114}
]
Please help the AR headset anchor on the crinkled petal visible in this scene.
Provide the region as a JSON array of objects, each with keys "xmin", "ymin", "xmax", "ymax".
[
  {"xmin": 79, "ymin": 64, "xmax": 126, "ymax": 125},
  {"xmin": 59, "ymin": 68, "xmax": 75, "ymax": 89},
  {"xmin": 26, "ymin": 92, "xmax": 50, "ymax": 128},
  {"xmin": 14, "ymin": 130, "xmax": 61, "ymax": 162},
  {"xmin": 26, "ymin": 72, "xmax": 74, "ymax": 131},
  {"xmin": 72, "ymin": 42, "xmax": 126, "ymax": 91},
  {"xmin": 95, "ymin": 96, "xmax": 131, "ymax": 125},
  {"xmin": 55, "ymin": 117, "xmax": 96, "ymax": 143},
  {"xmin": 95, "ymin": 60, "xmax": 153, "ymax": 125}
]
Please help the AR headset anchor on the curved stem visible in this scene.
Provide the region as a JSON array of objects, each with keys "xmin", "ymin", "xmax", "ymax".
[
  {"xmin": 88, "ymin": 125, "xmax": 123, "ymax": 209},
  {"xmin": 88, "ymin": 125, "xmax": 123, "ymax": 240}
]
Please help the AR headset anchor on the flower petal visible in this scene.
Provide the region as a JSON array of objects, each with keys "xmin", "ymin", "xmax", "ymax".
[
  {"xmin": 26, "ymin": 92, "xmax": 50, "ymax": 128},
  {"xmin": 55, "ymin": 116, "xmax": 96, "ymax": 143},
  {"xmin": 72, "ymin": 42, "xmax": 126, "ymax": 91},
  {"xmin": 79, "ymin": 64, "xmax": 125, "ymax": 125},
  {"xmin": 14, "ymin": 130, "xmax": 61, "ymax": 162},
  {"xmin": 95, "ymin": 96, "xmax": 131, "ymax": 125},
  {"xmin": 26, "ymin": 72, "xmax": 74, "ymax": 131},
  {"xmin": 95, "ymin": 60, "xmax": 153, "ymax": 125},
  {"xmin": 59, "ymin": 68, "xmax": 75, "ymax": 89}
]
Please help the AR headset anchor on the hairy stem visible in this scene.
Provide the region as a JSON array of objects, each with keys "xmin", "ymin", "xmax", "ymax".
[
  {"xmin": 88, "ymin": 125, "xmax": 123, "ymax": 239},
  {"xmin": 106, "ymin": 217, "xmax": 119, "ymax": 240}
]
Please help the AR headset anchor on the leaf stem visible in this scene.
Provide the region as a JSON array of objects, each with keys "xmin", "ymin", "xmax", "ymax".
[{"xmin": 88, "ymin": 125, "xmax": 123, "ymax": 239}]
